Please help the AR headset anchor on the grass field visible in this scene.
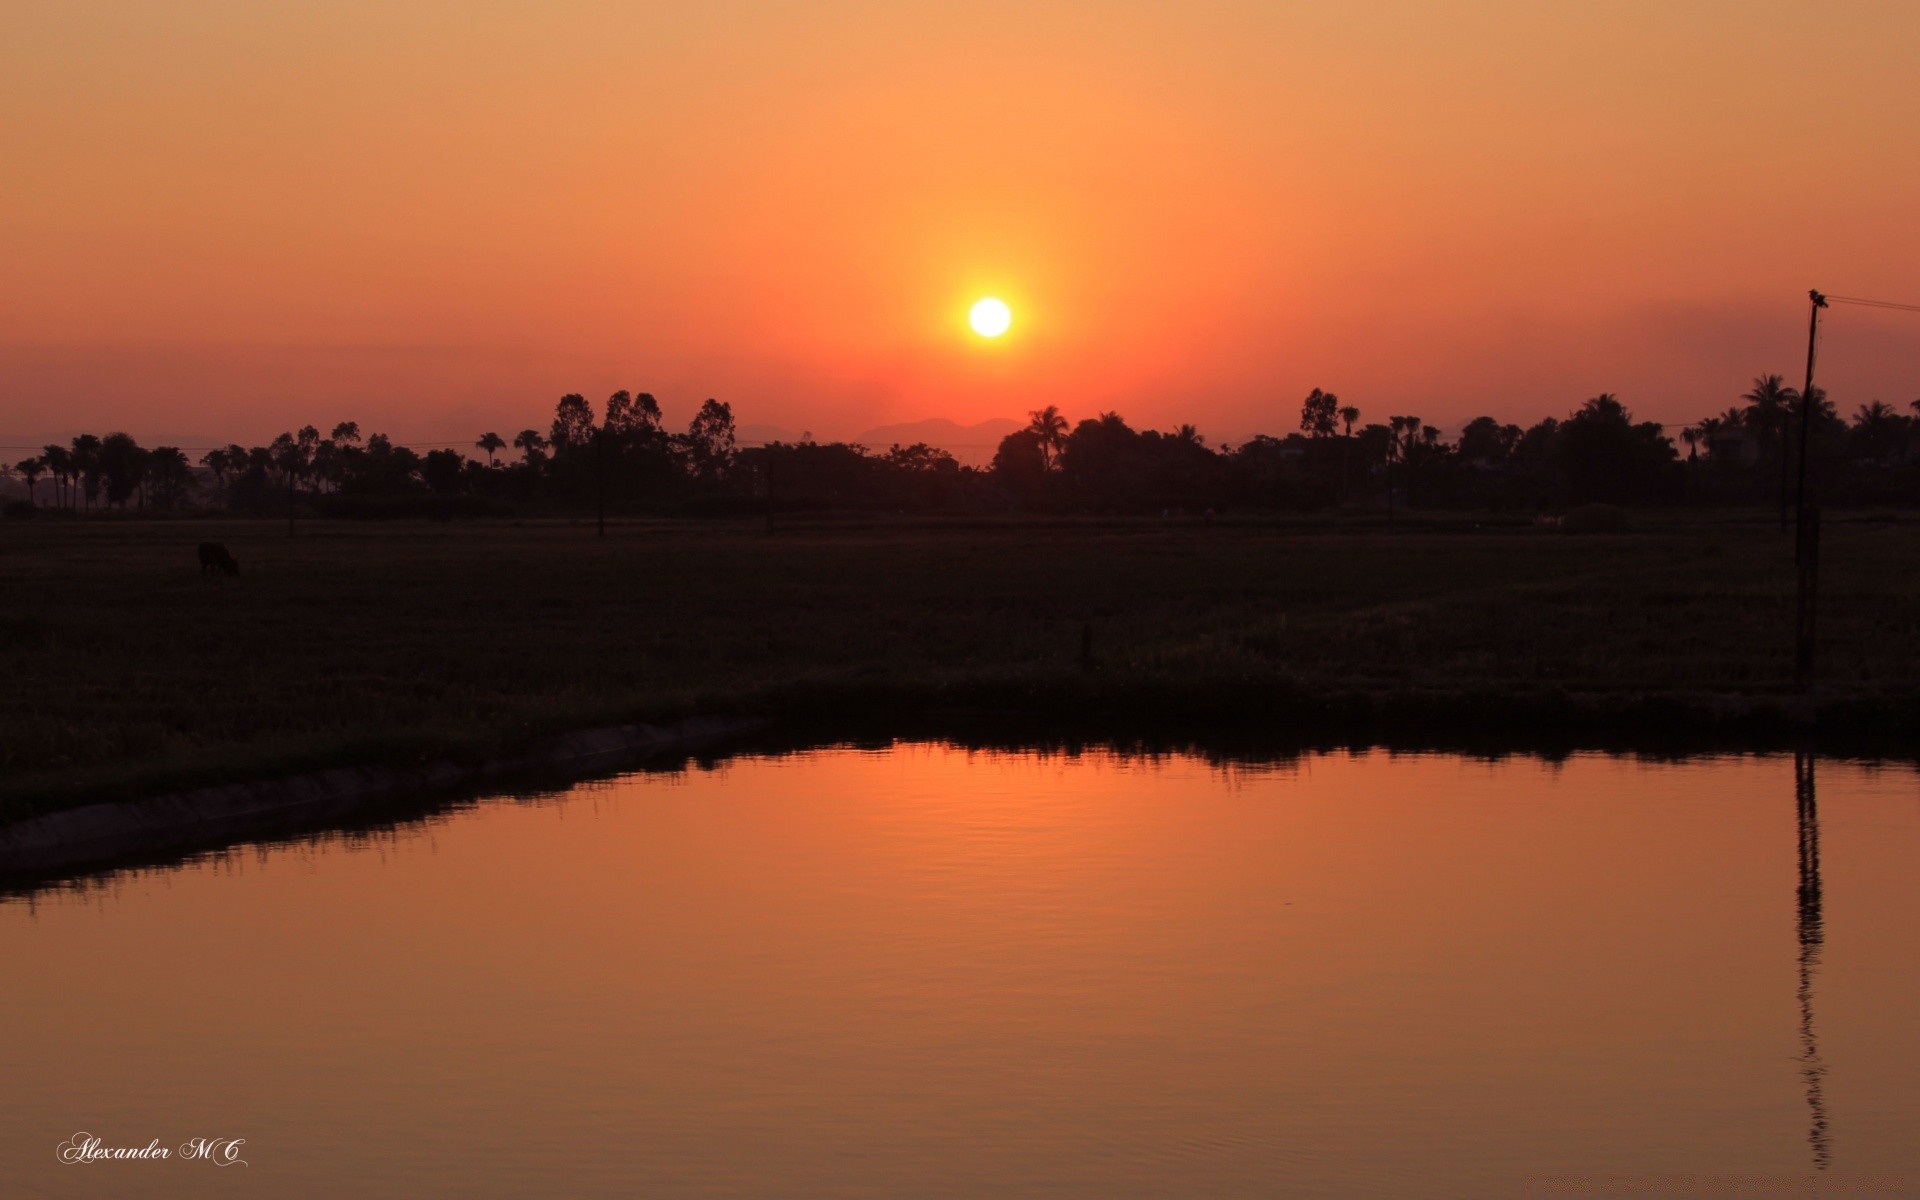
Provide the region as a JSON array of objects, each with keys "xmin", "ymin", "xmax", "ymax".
[{"xmin": 3, "ymin": 512, "xmax": 1918, "ymax": 818}]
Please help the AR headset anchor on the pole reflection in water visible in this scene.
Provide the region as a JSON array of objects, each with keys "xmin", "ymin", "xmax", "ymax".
[
  {"xmin": 7, "ymin": 748, "xmax": 1920, "ymax": 1197},
  {"xmin": 1795, "ymin": 750, "xmax": 1830, "ymax": 1171}
]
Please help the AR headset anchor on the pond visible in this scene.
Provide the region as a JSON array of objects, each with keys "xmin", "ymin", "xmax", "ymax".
[{"xmin": 3, "ymin": 746, "xmax": 1917, "ymax": 1197}]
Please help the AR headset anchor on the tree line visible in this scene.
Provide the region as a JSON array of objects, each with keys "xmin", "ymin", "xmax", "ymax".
[{"xmin": 8, "ymin": 378, "xmax": 1920, "ymax": 518}]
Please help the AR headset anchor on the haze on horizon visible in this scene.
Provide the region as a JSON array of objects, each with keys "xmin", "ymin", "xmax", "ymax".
[{"xmin": 4, "ymin": 0, "xmax": 1918, "ymax": 446}]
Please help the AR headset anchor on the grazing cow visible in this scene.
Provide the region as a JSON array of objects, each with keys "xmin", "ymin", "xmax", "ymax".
[{"xmin": 198, "ymin": 542, "xmax": 240, "ymax": 577}]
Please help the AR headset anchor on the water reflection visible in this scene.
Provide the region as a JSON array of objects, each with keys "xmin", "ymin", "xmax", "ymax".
[
  {"xmin": 1795, "ymin": 750, "xmax": 1830, "ymax": 1171},
  {"xmin": 1, "ymin": 747, "xmax": 1916, "ymax": 1198}
]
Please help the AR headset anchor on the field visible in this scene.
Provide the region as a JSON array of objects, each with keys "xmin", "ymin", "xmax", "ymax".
[{"xmin": 3, "ymin": 512, "xmax": 1918, "ymax": 819}]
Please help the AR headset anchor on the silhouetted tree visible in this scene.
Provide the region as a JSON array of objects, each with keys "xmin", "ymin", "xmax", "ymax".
[
  {"xmin": 1742, "ymin": 374, "xmax": 1797, "ymax": 513},
  {"xmin": 550, "ymin": 394, "xmax": 596, "ymax": 453},
  {"xmin": 13, "ymin": 457, "xmax": 44, "ymax": 504},
  {"xmin": 422, "ymin": 448, "xmax": 468, "ymax": 493},
  {"xmin": 1026, "ymin": 405, "xmax": 1068, "ymax": 469},
  {"xmin": 1848, "ymin": 401, "xmax": 1907, "ymax": 464},
  {"xmin": 476, "ymin": 431, "xmax": 506, "ymax": 466},
  {"xmin": 992, "ymin": 429, "xmax": 1050, "ymax": 504},
  {"xmin": 70, "ymin": 434, "xmax": 103, "ymax": 509},
  {"xmin": 39, "ymin": 444, "xmax": 70, "ymax": 507},
  {"xmin": 98, "ymin": 432, "xmax": 147, "ymax": 508},
  {"xmin": 147, "ymin": 446, "xmax": 194, "ymax": 509},
  {"xmin": 312, "ymin": 435, "xmax": 346, "ymax": 494},
  {"xmin": 513, "ymin": 429, "xmax": 549, "ymax": 468},
  {"xmin": 1552, "ymin": 394, "xmax": 1676, "ymax": 505},
  {"xmin": 1300, "ymin": 388, "xmax": 1339, "ymax": 438},
  {"xmin": 1456, "ymin": 416, "xmax": 1521, "ymax": 467},
  {"xmin": 681, "ymin": 398, "xmax": 737, "ymax": 479},
  {"xmin": 269, "ymin": 432, "xmax": 306, "ymax": 494},
  {"xmin": 603, "ymin": 390, "xmax": 664, "ymax": 440},
  {"xmin": 1059, "ymin": 412, "xmax": 1151, "ymax": 510}
]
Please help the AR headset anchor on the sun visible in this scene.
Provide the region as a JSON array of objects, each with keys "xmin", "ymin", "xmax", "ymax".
[{"xmin": 969, "ymin": 297, "xmax": 1012, "ymax": 338}]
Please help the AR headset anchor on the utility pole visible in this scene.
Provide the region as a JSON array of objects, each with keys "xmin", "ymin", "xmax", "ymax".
[
  {"xmin": 1793, "ymin": 290, "xmax": 1827, "ymax": 691},
  {"xmin": 595, "ymin": 430, "xmax": 606, "ymax": 540},
  {"xmin": 1778, "ymin": 403, "xmax": 1792, "ymax": 531},
  {"xmin": 765, "ymin": 454, "xmax": 776, "ymax": 535}
]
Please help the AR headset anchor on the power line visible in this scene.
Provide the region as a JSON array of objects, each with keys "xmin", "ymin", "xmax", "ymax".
[{"xmin": 1826, "ymin": 294, "xmax": 1920, "ymax": 314}]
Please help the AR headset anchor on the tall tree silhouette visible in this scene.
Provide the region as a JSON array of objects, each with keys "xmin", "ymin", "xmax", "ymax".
[
  {"xmin": 603, "ymin": 390, "xmax": 664, "ymax": 439},
  {"xmin": 1026, "ymin": 406, "xmax": 1068, "ymax": 469},
  {"xmin": 1849, "ymin": 401, "xmax": 1904, "ymax": 462},
  {"xmin": 70, "ymin": 434, "xmax": 103, "ymax": 509},
  {"xmin": 147, "ymin": 446, "xmax": 194, "ymax": 509},
  {"xmin": 682, "ymin": 399, "xmax": 738, "ymax": 479},
  {"xmin": 550, "ymin": 394, "xmax": 596, "ymax": 453},
  {"xmin": 13, "ymin": 457, "xmax": 45, "ymax": 504},
  {"xmin": 513, "ymin": 428, "xmax": 549, "ymax": 468},
  {"xmin": 40, "ymin": 444, "xmax": 70, "ymax": 508},
  {"xmin": 476, "ymin": 431, "xmax": 506, "ymax": 466},
  {"xmin": 1553, "ymin": 394, "xmax": 1676, "ymax": 505},
  {"xmin": 1300, "ymin": 388, "xmax": 1339, "ymax": 438},
  {"xmin": 98, "ymin": 432, "xmax": 147, "ymax": 508},
  {"xmin": 1743, "ymin": 374, "xmax": 1797, "ymax": 519}
]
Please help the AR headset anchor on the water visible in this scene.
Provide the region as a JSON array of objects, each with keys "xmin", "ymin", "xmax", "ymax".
[{"xmin": 3, "ymin": 746, "xmax": 1917, "ymax": 1198}]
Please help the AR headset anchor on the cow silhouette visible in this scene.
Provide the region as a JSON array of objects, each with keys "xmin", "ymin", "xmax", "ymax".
[{"xmin": 198, "ymin": 542, "xmax": 240, "ymax": 577}]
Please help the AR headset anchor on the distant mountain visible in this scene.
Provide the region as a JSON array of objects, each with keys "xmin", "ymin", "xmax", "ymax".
[{"xmin": 851, "ymin": 418, "xmax": 1021, "ymax": 465}]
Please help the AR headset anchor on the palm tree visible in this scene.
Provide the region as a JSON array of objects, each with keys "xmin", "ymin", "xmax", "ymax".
[
  {"xmin": 513, "ymin": 428, "xmax": 549, "ymax": 467},
  {"xmin": 1336, "ymin": 405, "xmax": 1362, "ymax": 501},
  {"xmin": 1851, "ymin": 401, "xmax": 1902, "ymax": 463},
  {"xmin": 1742, "ymin": 375, "xmax": 1793, "ymax": 430},
  {"xmin": 1026, "ymin": 406, "xmax": 1068, "ymax": 469},
  {"xmin": 1385, "ymin": 416, "xmax": 1421, "ymax": 519},
  {"xmin": 40, "ymin": 444, "xmax": 70, "ymax": 508},
  {"xmin": 70, "ymin": 434, "xmax": 102, "ymax": 509},
  {"xmin": 199, "ymin": 447, "xmax": 232, "ymax": 505},
  {"xmin": 1173, "ymin": 423, "xmax": 1205, "ymax": 447},
  {"xmin": 1743, "ymin": 374, "xmax": 1796, "ymax": 525},
  {"xmin": 1855, "ymin": 400, "xmax": 1898, "ymax": 425},
  {"xmin": 476, "ymin": 431, "xmax": 506, "ymax": 466},
  {"xmin": 2, "ymin": 459, "xmax": 25, "ymax": 502}
]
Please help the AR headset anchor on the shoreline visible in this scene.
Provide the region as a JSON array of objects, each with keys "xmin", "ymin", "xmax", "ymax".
[
  {"xmin": 0, "ymin": 715, "xmax": 767, "ymax": 891},
  {"xmin": 5, "ymin": 678, "xmax": 1918, "ymax": 893}
]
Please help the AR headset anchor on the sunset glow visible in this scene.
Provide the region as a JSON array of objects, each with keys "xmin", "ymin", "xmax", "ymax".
[
  {"xmin": 4, "ymin": 4, "xmax": 1918, "ymax": 443},
  {"xmin": 10, "ymin": 6, "xmax": 1920, "ymax": 1190}
]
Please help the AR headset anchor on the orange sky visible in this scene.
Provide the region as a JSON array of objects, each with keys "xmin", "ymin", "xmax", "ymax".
[{"xmin": 4, "ymin": 1, "xmax": 1918, "ymax": 445}]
